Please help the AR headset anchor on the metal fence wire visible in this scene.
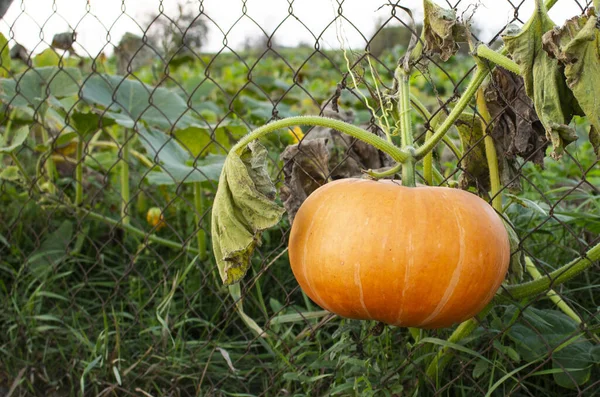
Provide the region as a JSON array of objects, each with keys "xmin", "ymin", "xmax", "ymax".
[{"xmin": 0, "ymin": 0, "xmax": 599, "ymax": 396}]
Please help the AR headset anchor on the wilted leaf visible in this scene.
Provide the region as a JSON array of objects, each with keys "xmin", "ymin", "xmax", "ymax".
[
  {"xmin": 422, "ymin": 0, "xmax": 467, "ymax": 61},
  {"xmin": 301, "ymin": 108, "xmax": 390, "ymax": 179},
  {"xmin": 10, "ymin": 43, "xmax": 30, "ymax": 65},
  {"xmin": 217, "ymin": 347, "xmax": 238, "ymax": 372},
  {"xmin": 51, "ymin": 31, "xmax": 76, "ymax": 52},
  {"xmin": 211, "ymin": 141, "xmax": 285, "ymax": 284},
  {"xmin": 504, "ymin": 307, "xmax": 594, "ymax": 389},
  {"xmin": 484, "ymin": 68, "xmax": 549, "ymax": 191},
  {"xmin": 279, "ymin": 138, "xmax": 330, "ymax": 223},
  {"xmin": 542, "ymin": 8, "xmax": 600, "ymax": 158},
  {"xmin": 502, "ymin": 0, "xmax": 583, "ymax": 159}
]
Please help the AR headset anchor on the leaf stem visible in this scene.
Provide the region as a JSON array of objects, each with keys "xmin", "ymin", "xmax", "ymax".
[
  {"xmin": 39, "ymin": 125, "xmax": 56, "ymax": 194},
  {"xmin": 75, "ymin": 138, "xmax": 84, "ymax": 207},
  {"xmin": 476, "ymin": 45, "xmax": 521, "ymax": 75},
  {"xmin": 231, "ymin": 116, "xmax": 411, "ymax": 164},
  {"xmin": 81, "ymin": 208, "xmax": 198, "ymax": 254},
  {"xmin": 121, "ymin": 129, "xmax": 131, "ymax": 226},
  {"xmin": 193, "ymin": 182, "xmax": 207, "ymax": 261},
  {"xmin": 415, "ymin": 67, "xmax": 488, "ymax": 160}
]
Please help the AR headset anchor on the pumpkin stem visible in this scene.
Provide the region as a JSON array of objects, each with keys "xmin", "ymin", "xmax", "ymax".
[
  {"xmin": 230, "ymin": 116, "xmax": 410, "ymax": 164},
  {"xmin": 395, "ymin": 67, "xmax": 418, "ymax": 187}
]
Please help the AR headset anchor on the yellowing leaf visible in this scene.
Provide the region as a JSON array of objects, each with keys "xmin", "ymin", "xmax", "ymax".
[
  {"xmin": 542, "ymin": 8, "xmax": 600, "ymax": 158},
  {"xmin": 423, "ymin": 0, "xmax": 467, "ymax": 61},
  {"xmin": 502, "ymin": 0, "xmax": 583, "ymax": 158},
  {"xmin": 211, "ymin": 141, "xmax": 285, "ymax": 284}
]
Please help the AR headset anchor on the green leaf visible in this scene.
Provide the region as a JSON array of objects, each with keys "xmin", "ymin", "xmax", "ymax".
[
  {"xmin": 0, "ymin": 33, "xmax": 10, "ymax": 77},
  {"xmin": 0, "ymin": 126, "xmax": 29, "ymax": 153},
  {"xmin": 173, "ymin": 122, "xmax": 246, "ymax": 157},
  {"xmin": 70, "ymin": 111, "xmax": 115, "ymax": 140},
  {"xmin": 504, "ymin": 307, "xmax": 594, "ymax": 389},
  {"xmin": 423, "ymin": 0, "xmax": 466, "ymax": 62},
  {"xmin": 542, "ymin": 8, "xmax": 600, "ymax": 158},
  {"xmin": 502, "ymin": 0, "xmax": 583, "ymax": 159},
  {"xmin": 472, "ymin": 359, "xmax": 489, "ymax": 379},
  {"xmin": 26, "ymin": 220, "xmax": 73, "ymax": 280},
  {"xmin": 33, "ymin": 48, "xmax": 61, "ymax": 67},
  {"xmin": 0, "ymin": 67, "xmax": 82, "ymax": 108},
  {"xmin": 0, "ymin": 165, "xmax": 20, "ymax": 181},
  {"xmin": 591, "ymin": 346, "xmax": 600, "ymax": 363},
  {"xmin": 81, "ymin": 74, "xmax": 194, "ymax": 129},
  {"xmin": 138, "ymin": 126, "xmax": 224, "ymax": 185},
  {"xmin": 211, "ymin": 141, "xmax": 285, "ymax": 284}
]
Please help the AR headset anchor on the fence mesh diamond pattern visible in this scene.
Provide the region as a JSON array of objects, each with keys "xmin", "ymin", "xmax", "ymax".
[{"xmin": 0, "ymin": 0, "xmax": 599, "ymax": 396}]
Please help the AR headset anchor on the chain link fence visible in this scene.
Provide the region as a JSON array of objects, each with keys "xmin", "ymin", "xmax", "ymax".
[{"xmin": 0, "ymin": 0, "xmax": 599, "ymax": 395}]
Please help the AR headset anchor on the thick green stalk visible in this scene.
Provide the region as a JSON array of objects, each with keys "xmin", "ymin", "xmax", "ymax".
[
  {"xmin": 232, "ymin": 116, "xmax": 410, "ymax": 163},
  {"xmin": 524, "ymin": 257, "xmax": 580, "ymax": 323},
  {"xmin": 410, "ymin": 94, "xmax": 463, "ymax": 158},
  {"xmin": 364, "ymin": 163, "xmax": 402, "ymax": 179},
  {"xmin": 423, "ymin": 129, "xmax": 433, "ymax": 186},
  {"xmin": 476, "ymin": 88, "xmax": 502, "ymax": 212},
  {"xmin": 121, "ymin": 129, "xmax": 131, "ymax": 226},
  {"xmin": 415, "ymin": 68, "xmax": 488, "ymax": 160},
  {"xmin": 193, "ymin": 182, "xmax": 207, "ymax": 261},
  {"xmin": 476, "ymin": 45, "xmax": 520, "ymax": 75},
  {"xmin": 504, "ymin": 241, "xmax": 600, "ymax": 300},
  {"xmin": 396, "ymin": 69, "xmax": 416, "ymax": 187},
  {"xmin": 75, "ymin": 138, "xmax": 84, "ymax": 207}
]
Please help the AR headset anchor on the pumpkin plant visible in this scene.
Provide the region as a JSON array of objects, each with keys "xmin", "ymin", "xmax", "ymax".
[{"xmin": 211, "ymin": 0, "xmax": 600, "ymax": 382}]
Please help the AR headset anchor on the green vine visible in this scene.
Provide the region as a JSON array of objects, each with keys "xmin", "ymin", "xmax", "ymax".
[{"xmin": 231, "ymin": 115, "xmax": 411, "ymax": 163}]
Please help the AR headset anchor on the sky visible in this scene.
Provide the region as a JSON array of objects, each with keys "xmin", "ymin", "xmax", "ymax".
[{"xmin": 0, "ymin": 0, "xmax": 590, "ymax": 57}]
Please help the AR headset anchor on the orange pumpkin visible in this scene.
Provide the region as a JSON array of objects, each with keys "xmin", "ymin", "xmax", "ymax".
[{"xmin": 288, "ymin": 178, "xmax": 510, "ymax": 329}]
